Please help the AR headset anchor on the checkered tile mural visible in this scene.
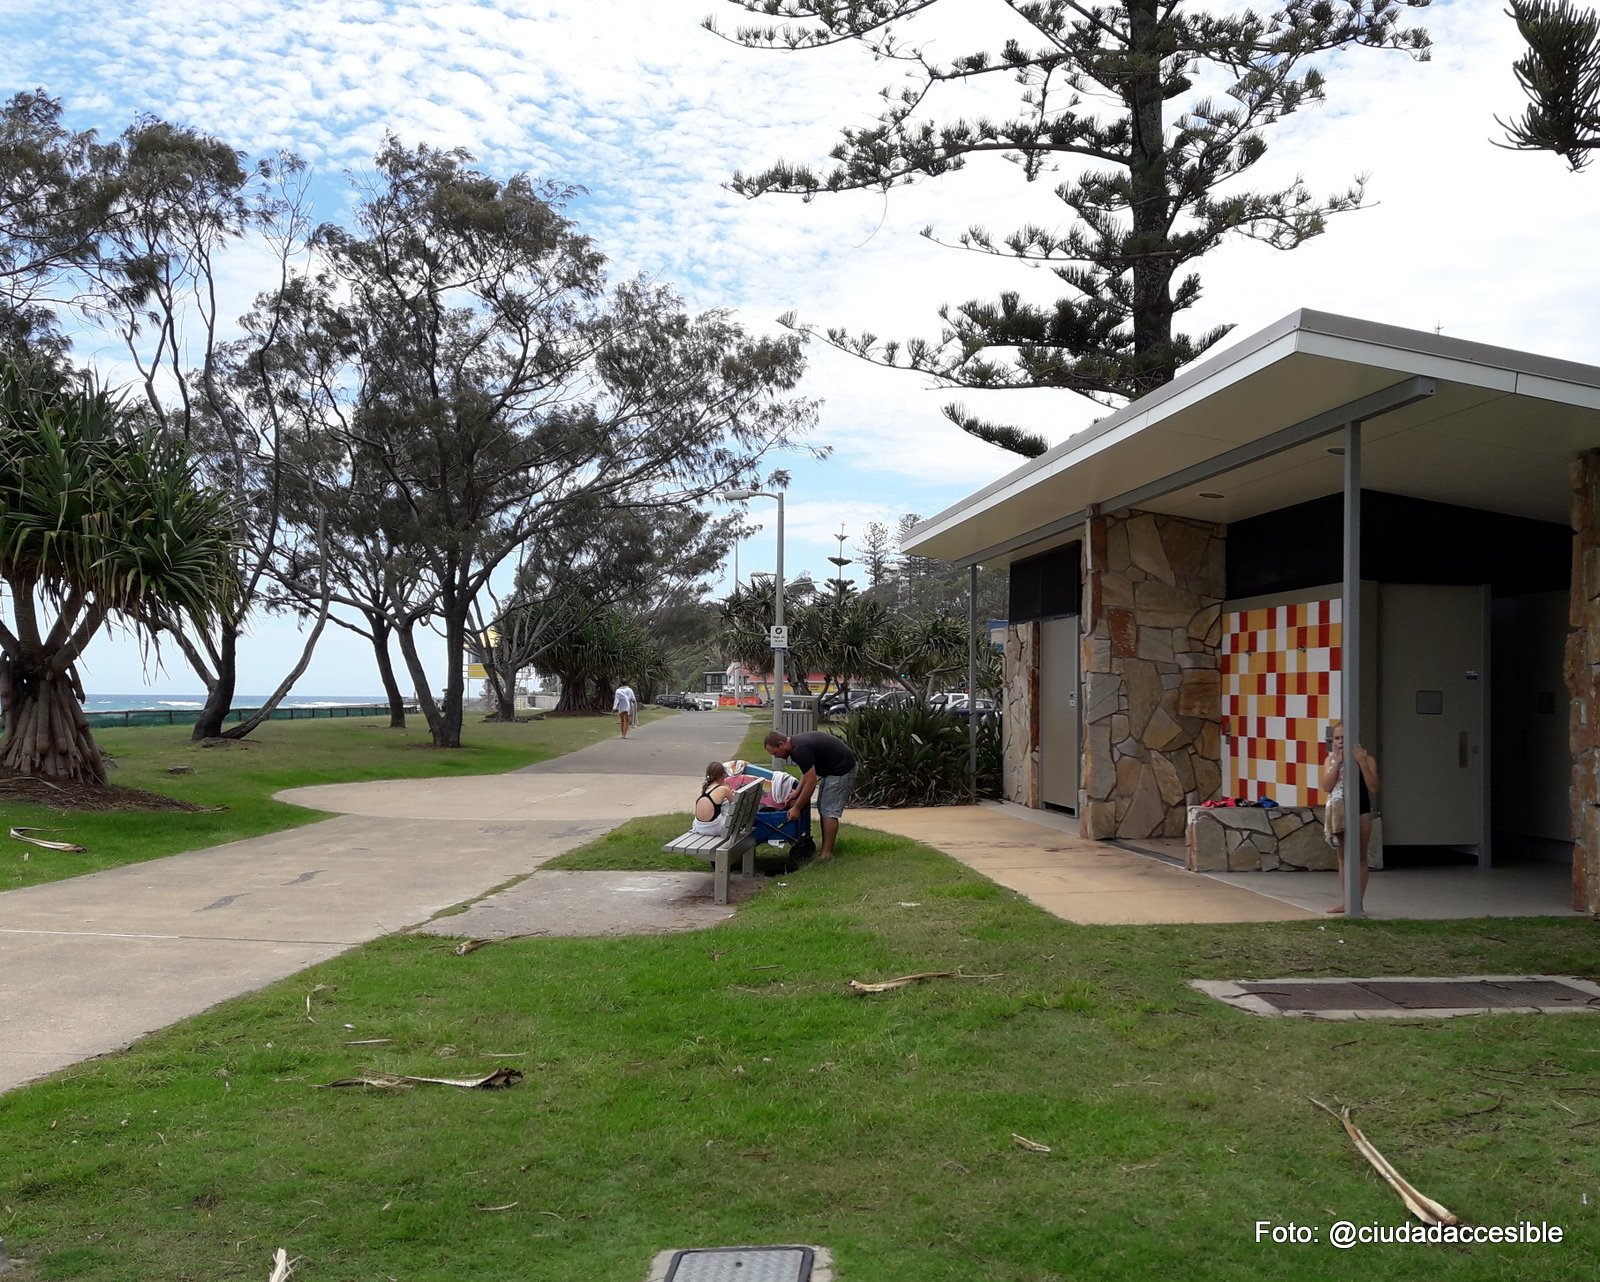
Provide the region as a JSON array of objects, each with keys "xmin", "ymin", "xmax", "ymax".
[{"xmin": 1222, "ymin": 597, "xmax": 1341, "ymax": 806}]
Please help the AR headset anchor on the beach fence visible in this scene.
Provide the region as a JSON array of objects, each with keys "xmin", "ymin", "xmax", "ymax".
[{"xmin": 0, "ymin": 703, "xmax": 410, "ymax": 731}]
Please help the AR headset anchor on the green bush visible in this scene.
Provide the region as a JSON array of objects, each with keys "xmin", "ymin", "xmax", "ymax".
[{"xmin": 844, "ymin": 703, "xmax": 1002, "ymax": 806}]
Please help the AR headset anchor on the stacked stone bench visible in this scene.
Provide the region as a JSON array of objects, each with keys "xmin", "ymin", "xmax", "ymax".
[{"xmin": 1185, "ymin": 804, "xmax": 1384, "ymax": 873}]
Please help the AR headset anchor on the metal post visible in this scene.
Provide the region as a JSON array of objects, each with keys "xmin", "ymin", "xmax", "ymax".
[
  {"xmin": 1342, "ymin": 419, "xmax": 1364, "ymax": 918},
  {"xmin": 772, "ymin": 492, "xmax": 786, "ymax": 737},
  {"xmin": 732, "ymin": 541, "xmax": 742, "ymax": 707},
  {"xmin": 968, "ymin": 563, "xmax": 978, "ymax": 800}
]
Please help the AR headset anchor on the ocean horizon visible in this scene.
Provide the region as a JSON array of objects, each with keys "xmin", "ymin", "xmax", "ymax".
[{"xmin": 82, "ymin": 694, "xmax": 390, "ymax": 713}]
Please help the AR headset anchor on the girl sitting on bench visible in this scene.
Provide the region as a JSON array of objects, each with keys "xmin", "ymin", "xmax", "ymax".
[{"xmin": 691, "ymin": 761, "xmax": 734, "ymax": 837}]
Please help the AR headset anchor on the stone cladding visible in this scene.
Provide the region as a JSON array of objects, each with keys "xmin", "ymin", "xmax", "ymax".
[
  {"xmin": 1565, "ymin": 452, "xmax": 1600, "ymax": 913},
  {"xmin": 1081, "ymin": 510, "xmax": 1226, "ymax": 839},
  {"xmin": 1001, "ymin": 621, "xmax": 1040, "ymax": 807}
]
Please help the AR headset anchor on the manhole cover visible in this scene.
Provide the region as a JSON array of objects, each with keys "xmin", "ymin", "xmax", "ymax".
[
  {"xmin": 1192, "ymin": 975, "xmax": 1600, "ymax": 1019},
  {"xmin": 664, "ymin": 1246, "xmax": 815, "ymax": 1282}
]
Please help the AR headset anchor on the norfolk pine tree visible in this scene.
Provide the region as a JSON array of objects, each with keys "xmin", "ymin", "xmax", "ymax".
[
  {"xmin": 710, "ymin": 0, "xmax": 1431, "ymax": 456},
  {"xmin": 1500, "ymin": 0, "xmax": 1600, "ymax": 170}
]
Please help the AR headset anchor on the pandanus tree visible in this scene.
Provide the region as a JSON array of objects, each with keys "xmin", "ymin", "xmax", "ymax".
[{"xmin": 0, "ymin": 365, "xmax": 233, "ymax": 782}]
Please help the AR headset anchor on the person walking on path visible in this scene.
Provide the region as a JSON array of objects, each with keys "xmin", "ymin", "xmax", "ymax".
[
  {"xmin": 765, "ymin": 730, "xmax": 857, "ymax": 860},
  {"xmin": 613, "ymin": 679, "xmax": 638, "ymax": 739},
  {"xmin": 1321, "ymin": 719, "xmax": 1379, "ymax": 914}
]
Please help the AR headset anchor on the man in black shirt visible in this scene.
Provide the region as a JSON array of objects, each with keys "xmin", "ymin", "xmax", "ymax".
[{"xmin": 765, "ymin": 730, "xmax": 858, "ymax": 860}]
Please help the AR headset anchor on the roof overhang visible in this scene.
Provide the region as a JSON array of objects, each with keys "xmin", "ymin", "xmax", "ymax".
[{"xmin": 906, "ymin": 309, "xmax": 1600, "ymax": 567}]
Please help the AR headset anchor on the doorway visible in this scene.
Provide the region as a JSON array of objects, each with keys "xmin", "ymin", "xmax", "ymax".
[
  {"xmin": 1377, "ymin": 584, "xmax": 1488, "ymax": 860},
  {"xmin": 1039, "ymin": 614, "xmax": 1080, "ymax": 811}
]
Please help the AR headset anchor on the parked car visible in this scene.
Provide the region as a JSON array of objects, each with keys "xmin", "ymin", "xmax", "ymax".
[{"xmin": 654, "ymin": 692, "xmax": 689, "ymax": 709}]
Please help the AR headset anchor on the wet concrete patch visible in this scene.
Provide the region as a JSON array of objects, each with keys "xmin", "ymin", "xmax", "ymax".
[
  {"xmin": 1193, "ymin": 974, "xmax": 1600, "ymax": 1020},
  {"xmin": 412, "ymin": 870, "xmax": 766, "ymax": 939}
]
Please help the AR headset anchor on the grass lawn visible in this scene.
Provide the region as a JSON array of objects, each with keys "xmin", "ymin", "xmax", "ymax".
[
  {"xmin": 0, "ymin": 813, "xmax": 1595, "ymax": 1280},
  {"xmin": 0, "ymin": 710, "xmax": 669, "ymax": 892}
]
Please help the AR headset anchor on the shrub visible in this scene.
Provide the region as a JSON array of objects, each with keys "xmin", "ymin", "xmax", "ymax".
[{"xmin": 844, "ymin": 703, "xmax": 1002, "ymax": 807}]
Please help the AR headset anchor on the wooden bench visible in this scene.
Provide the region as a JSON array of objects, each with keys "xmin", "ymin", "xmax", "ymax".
[{"xmin": 662, "ymin": 778, "xmax": 765, "ymax": 905}]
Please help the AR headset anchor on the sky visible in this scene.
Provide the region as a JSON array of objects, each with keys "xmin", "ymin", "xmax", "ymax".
[{"xmin": 4, "ymin": 0, "xmax": 1600, "ymax": 697}]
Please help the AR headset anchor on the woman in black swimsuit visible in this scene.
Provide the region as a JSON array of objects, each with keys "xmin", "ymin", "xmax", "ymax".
[{"xmin": 692, "ymin": 761, "xmax": 733, "ymax": 836}]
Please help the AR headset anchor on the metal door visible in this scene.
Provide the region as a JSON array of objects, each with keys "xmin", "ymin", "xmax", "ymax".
[
  {"xmin": 1377, "ymin": 584, "xmax": 1487, "ymax": 850},
  {"xmin": 1039, "ymin": 615, "xmax": 1080, "ymax": 810}
]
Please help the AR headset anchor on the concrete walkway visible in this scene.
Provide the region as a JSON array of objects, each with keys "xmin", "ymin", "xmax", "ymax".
[
  {"xmin": 0, "ymin": 713, "xmax": 749, "ymax": 1094},
  {"xmin": 853, "ymin": 802, "xmax": 1317, "ymax": 924}
]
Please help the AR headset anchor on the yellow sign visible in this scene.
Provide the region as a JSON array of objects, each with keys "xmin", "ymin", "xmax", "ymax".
[{"xmin": 467, "ymin": 663, "xmax": 488, "ymax": 679}]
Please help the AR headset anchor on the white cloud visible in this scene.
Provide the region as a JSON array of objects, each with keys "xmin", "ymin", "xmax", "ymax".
[{"xmin": 4, "ymin": 0, "xmax": 1597, "ymax": 693}]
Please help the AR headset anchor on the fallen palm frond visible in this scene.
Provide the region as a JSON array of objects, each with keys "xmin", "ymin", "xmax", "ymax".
[
  {"xmin": 268, "ymin": 1248, "xmax": 295, "ymax": 1281},
  {"xmin": 454, "ymin": 938, "xmax": 493, "ymax": 956},
  {"xmin": 847, "ymin": 970, "xmax": 1003, "ymax": 994},
  {"xmin": 1011, "ymin": 1133, "xmax": 1051, "ymax": 1154},
  {"xmin": 343, "ymin": 1038, "xmax": 393, "ymax": 1047},
  {"xmin": 9, "ymin": 826, "xmax": 86, "ymax": 852},
  {"xmin": 317, "ymin": 1067, "xmax": 523, "ymax": 1091},
  {"xmin": 1311, "ymin": 1098, "xmax": 1462, "ymax": 1225}
]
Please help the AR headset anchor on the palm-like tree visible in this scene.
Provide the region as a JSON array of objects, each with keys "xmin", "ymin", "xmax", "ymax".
[{"xmin": 0, "ymin": 364, "xmax": 235, "ymax": 783}]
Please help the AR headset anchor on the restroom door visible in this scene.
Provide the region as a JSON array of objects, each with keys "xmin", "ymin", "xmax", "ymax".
[
  {"xmin": 1377, "ymin": 585, "xmax": 1487, "ymax": 851},
  {"xmin": 1039, "ymin": 615, "xmax": 1080, "ymax": 810}
]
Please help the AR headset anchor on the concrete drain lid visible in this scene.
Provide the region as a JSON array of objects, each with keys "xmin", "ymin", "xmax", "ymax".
[
  {"xmin": 655, "ymin": 1246, "xmax": 823, "ymax": 1282},
  {"xmin": 1191, "ymin": 974, "xmax": 1600, "ymax": 1020}
]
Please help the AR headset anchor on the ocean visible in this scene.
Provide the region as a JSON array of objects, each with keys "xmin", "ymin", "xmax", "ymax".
[{"xmin": 83, "ymin": 694, "xmax": 388, "ymax": 713}]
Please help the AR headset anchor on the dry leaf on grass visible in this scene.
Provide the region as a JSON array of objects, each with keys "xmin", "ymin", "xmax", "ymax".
[
  {"xmin": 343, "ymin": 1038, "xmax": 393, "ymax": 1047},
  {"xmin": 1011, "ymin": 1133, "xmax": 1052, "ymax": 1154},
  {"xmin": 1311, "ymin": 1098, "xmax": 1461, "ymax": 1225},
  {"xmin": 477, "ymin": 1202, "xmax": 518, "ymax": 1212},
  {"xmin": 318, "ymin": 1067, "xmax": 523, "ymax": 1091},
  {"xmin": 267, "ymin": 1247, "xmax": 295, "ymax": 1281},
  {"xmin": 9, "ymin": 826, "xmax": 86, "ymax": 853},
  {"xmin": 847, "ymin": 970, "xmax": 1003, "ymax": 994},
  {"xmin": 304, "ymin": 984, "xmax": 333, "ymax": 1021}
]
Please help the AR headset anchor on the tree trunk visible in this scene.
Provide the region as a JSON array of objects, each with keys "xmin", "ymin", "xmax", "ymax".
[
  {"xmin": 370, "ymin": 620, "xmax": 407, "ymax": 729},
  {"xmin": 191, "ymin": 621, "xmax": 239, "ymax": 740},
  {"xmin": 1126, "ymin": 0, "xmax": 1174, "ymax": 392},
  {"xmin": 0, "ymin": 659, "xmax": 105, "ymax": 785},
  {"xmin": 395, "ymin": 619, "xmax": 443, "ymax": 742},
  {"xmin": 438, "ymin": 601, "xmax": 465, "ymax": 748}
]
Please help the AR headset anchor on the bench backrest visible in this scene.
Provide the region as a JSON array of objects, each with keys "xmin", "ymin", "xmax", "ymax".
[{"xmin": 725, "ymin": 778, "xmax": 764, "ymax": 838}]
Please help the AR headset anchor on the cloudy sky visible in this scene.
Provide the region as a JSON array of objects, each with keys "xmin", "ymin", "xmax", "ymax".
[{"xmin": 5, "ymin": 0, "xmax": 1599, "ymax": 697}]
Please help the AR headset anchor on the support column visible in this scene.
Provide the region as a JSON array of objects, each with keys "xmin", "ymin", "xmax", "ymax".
[
  {"xmin": 1565, "ymin": 451, "xmax": 1600, "ymax": 914},
  {"xmin": 1341, "ymin": 421, "xmax": 1365, "ymax": 918},
  {"xmin": 1079, "ymin": 510, "xmax": 1225, "ymax": 840}
]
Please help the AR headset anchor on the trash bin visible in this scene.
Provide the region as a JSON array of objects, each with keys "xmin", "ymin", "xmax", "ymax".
[{"xmin": 779, "ymin": 694, "xmax": 819, "ymax": 737}]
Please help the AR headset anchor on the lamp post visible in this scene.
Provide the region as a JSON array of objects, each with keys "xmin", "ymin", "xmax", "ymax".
[{"xmin": 722, "ymin": 487, "xmax": 784, "ymax": 735}]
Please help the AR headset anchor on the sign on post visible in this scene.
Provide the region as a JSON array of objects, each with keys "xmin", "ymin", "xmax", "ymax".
[{"xmin": 768, "ymin": 625, "xmax": 789, "ymax": 651}]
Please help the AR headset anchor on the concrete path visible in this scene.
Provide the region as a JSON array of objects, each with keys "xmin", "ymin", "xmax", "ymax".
[
  {"xmin": 852, "ymin": 802, "xmax": 1317, "ymax": 924},
  {"xmin": 0, "ymin": 713, "xmax": 749, "ymax": 1094}
]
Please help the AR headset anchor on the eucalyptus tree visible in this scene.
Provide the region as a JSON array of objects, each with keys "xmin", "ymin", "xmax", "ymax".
[
  {"xmin": 0, "ymin": 94, "xmax": 320, "ymax": 739},
  {"xmin": 0, "ymin": 364, "xmax": 233, "ymax": 782},
  {"xmin": 712, "ymin": 0, "xmax": 1431, "ymax": 454},
  {"xmin": 280, "ymin": 139, "xmax": 815, "ymax": 748},
  {"xmin": 474, "ymin": 498, "xmax": 738, "ymax": 722}
]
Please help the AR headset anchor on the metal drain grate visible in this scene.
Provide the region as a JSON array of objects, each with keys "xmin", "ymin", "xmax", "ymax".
[
  {"xmin": 1192, "ymin": 974, "xmax": 1600, "ymax": 1020},
  {"xmin": 664, "ymin": 1246, "xmax": 815, "ymax": 1282}
]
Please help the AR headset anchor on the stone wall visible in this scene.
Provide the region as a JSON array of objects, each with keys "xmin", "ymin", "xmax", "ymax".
[
  {"xmin": 1565, "ymin": 452, "xmax": 1600, "ymax": 914},
  {"xmin": 1002, "ymin": 622, "xmax": 1040, "ymax": 807},
  {"xmin": 1081, "ymin": 511, "xmax": 1226, "ymax": 839},
  {"xmin": 1186, "ymin": 806, "xmax": 1385, "ymax": 872}
]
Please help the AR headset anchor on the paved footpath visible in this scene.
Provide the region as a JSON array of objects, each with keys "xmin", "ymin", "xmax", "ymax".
[{"xmin": 0, "ymin": 714, "xmax": 747, "ymax": 1095}]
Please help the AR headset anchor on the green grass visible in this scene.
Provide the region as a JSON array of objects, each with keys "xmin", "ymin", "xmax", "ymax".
[
  {"xmin": 0, "ymin": 823, "xmax": 1596, "ymax": 1281},
  {"xmin": 0, "ymin": 710, "xmax": 669, "ymax": 891}
]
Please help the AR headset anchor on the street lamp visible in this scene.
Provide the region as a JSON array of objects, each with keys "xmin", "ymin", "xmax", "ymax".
[{"xmin": 722, "ymin": 487, "xmax": 785, "ymax": 735}]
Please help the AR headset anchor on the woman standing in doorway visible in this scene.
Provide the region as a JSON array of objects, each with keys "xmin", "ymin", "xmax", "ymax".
[{"xmin": 1321, "ymin": 719, "xmax": 1380, "ymax": 914}]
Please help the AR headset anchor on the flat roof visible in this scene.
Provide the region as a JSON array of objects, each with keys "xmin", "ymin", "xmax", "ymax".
[{"xmin": 906, "ymin": 309, "xmax": 1600, "ymax": 566}]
